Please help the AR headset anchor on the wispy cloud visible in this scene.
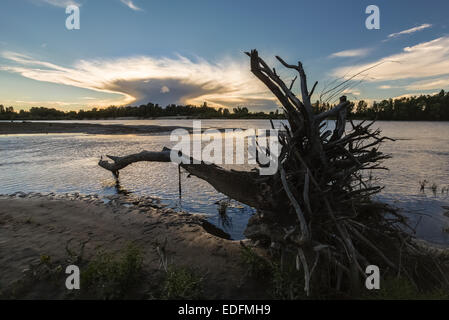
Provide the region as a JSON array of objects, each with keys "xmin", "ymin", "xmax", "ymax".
[
  {"xmin": 405, "ymin": 77, "xmax": 449, "ymax": 91},
  {"xmin": 332, "ymin": 37, "xmax": 449, "ymax": 82},
  {"xmin": 329, "ymin": 48, "xmax": 371, "ymax": 58},
  {"xmin": 387, "ymin": 23, "xmax": 432, "ymax": 39},
  {"xmin": 1, "ymin": 52, "xmax": 276, "ymax": 110},
  {"xmin": 342, "ymin": 89, "xmax": 361, "ymax": 96},
  {"xmin": 14, "ymin": 99, "xmax": 77, "ymax": 106},
  {"xmin": 120, "ymin": 0, "xmax": 142, "ymax": 11},
  {"xmin": 392, "ymin": 92, "xmax": 440, "ymax": 100}
]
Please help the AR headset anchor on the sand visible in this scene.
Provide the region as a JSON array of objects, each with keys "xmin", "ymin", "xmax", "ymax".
[
  {"xmin": 0, "ymin": 193, "xmax": 264, "ymax": 299},
  {"xmin": 0, "ymin": 121, "xmax": 191, "ymax": 135}
]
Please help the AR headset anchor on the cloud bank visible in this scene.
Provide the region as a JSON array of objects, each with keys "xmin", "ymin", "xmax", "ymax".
[
  {"xmin": 1, "ymin": 52, "xmax": 276, "ymax": 110},
  {"xmin": 405, "ymin": 77, "xmax": 449, "ymax": 91},
  {"xmin": 332, "ymin": 37, "xmax": 449, "ymax": 85}
]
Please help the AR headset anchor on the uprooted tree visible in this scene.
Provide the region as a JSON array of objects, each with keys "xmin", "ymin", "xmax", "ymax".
[{"xmin": 99, "ymin": 50, "xmax": 448, "ymax": 297}]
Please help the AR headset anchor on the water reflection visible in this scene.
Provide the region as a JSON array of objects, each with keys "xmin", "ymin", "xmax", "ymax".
[{"xmin": 101, "ymin": 178, "xmax": 131, "ymax": 196}]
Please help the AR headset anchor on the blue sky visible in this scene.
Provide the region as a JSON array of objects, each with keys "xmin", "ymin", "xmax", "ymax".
[{"xmin": 1, "ymin": 0, "xmax": 449, "ymax": 111}]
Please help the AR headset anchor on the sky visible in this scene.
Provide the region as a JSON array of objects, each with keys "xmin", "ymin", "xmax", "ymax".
[{"xmin": 1, "ymin": 0, "xmax": 449, "ymax": 111}]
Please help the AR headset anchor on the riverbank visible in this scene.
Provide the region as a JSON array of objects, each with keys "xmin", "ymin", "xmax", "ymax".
[
  {"xmin": 0, "ymin": 122, "xmax": 192, "ymax": 135},
  {"xmin": 0, "ymin": 192, "xmax": 265, "ymax": 299}
]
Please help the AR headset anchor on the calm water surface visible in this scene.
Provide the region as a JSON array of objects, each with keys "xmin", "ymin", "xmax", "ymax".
[{"xmin": 1, "ymin": 120, "xmax": 448, "ymax": 243}]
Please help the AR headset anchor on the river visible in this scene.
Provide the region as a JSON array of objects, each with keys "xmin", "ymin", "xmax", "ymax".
[{"xmin": 1, "ymin": 119, "xmax": 448, "ymax": 243}]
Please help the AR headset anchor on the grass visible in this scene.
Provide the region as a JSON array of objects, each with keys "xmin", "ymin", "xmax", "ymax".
[
  {"xmin": 40, "ymin": 254, "xmax": 51, "ymax": 265},
  {"xmin": 80, "ymin": 243, "xmax": 144, "ymax": 299},
  {"xmin": 79, "ymin": 243, "xmax": 204, "ymax": 299},
  {"xmin": 240, "ymin": 244, "xmax": 272, "ymax": 279},
  {"xmin": 271, "ymin": 262, "xmax": 308, "ymax": 300},
  {"xmin": 1, "ymin": 242, "xmax": 206, "ymax": 300},
  {"xmin": 161, "ymin": 265, "xmax": 203, "ymax": 300},
  {"xmin": 0, "ymin": 253, "xmax": 65, "ymax": 299},
  {"xmin": 239, "ymin": 245, "xmax": 449, "ymax": 300},
  {"xmin": 240, "ymin": 245, "xmax": 307, "ymax": 299},
  {"xmin": 363, "ymin": 277, "xmax": 449, "ymax": 300}
]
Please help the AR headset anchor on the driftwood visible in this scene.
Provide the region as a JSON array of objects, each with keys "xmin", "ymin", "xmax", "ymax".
[
  {"xmin": 99, "ymin": 147, "xmax": 263, "ymax": 209},
  {"xmin": 99, "ymin": 50, "xmax": 448, "ymax": 297}
]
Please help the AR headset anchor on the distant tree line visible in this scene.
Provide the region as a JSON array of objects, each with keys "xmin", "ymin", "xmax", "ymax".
[
  {"xmin": 0, "ymin": 102, "xmax": 283, "ymax": 120},
  {"xmin": 347, "ymin": 90, "xmax": 449, "ymax": 121},
  {"xmin": 1, "ymin": 90, "xmax": 449, "ymax": 121}
]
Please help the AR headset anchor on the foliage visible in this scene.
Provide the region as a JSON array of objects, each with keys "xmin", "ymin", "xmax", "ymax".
[
  {"xmin": 81, "ymin": 244, "xmax": 144, "ymax": 299},
  {"xmin": 161, "ymin": 265, "xmax": 203, "ymax": 300},
  {"xmin": 0, "ymin": 102, "xmax": 284, "ymax": 120},
  {"xmin": 348, "ymin": 90, "xmax": 449, "ymax": 121},
  {"xmin": 239, "ymin": 245, "xmax": 272, "ymax": 279},
  {"xmin": 270, "ymin": 261, "xmax": 307, "ymax": 300},
  {"xmin": 363, "ymin": 277, "xmax": 449, "ymax": 300},
  {"xmin": 1, "ymin": 91, "xmax": 448, "ymax": 121}
]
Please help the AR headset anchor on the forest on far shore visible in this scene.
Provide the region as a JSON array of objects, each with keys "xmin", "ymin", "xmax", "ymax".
[{"xmin": 1, "ymin": 90, "xmax": 449, "ymax": 121}]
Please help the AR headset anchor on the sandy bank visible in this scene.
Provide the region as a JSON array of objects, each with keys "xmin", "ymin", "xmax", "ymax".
[
  {"xmin": 0, "ymin": 122, "xmax": 191, "ymax": 135},
  {"xmin": 0, "ymin": 193, "xmax": 264, "ymax": 299}
]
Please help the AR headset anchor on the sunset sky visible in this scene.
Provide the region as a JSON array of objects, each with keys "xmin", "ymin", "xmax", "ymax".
[{"xmin": 1, "ymin": 0, "xmax": 449, "ymax": 111}]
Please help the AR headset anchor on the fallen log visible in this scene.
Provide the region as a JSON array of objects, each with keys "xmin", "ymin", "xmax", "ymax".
[
  {"xmin": 98, "ymin": 50, "xmax": 448, "ymax": 297},
  {"xmin": 99, "ymin": 147, "xmax": 270, "ymax": 210}
]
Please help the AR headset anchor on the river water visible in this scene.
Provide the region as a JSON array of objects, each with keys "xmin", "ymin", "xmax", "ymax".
[{"xmin": 1, "ymin": 120, "xmax": 448, "ymax": 243}]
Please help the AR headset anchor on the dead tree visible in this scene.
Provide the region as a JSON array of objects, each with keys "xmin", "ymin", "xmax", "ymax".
[{"xmin": 99, "ymin": 50, "xmax": 447, "ymax": 297}]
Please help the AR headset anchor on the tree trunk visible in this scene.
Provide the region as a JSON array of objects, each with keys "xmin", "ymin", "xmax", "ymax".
[{"xmin": 99, "ymin": 147, "xmax": 272, "ymax": 210}]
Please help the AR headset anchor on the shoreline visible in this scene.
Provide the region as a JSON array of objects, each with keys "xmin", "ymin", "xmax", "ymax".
[
  {"xmin": 0, "ymin": 122, "xmax": 193, "ymax": 135},
  {"xmin": 1, "ymin": 191, "xmax": 448, "ymax": 299},
  {"xmin": 0, "ymin": 192, "xmax": 264, "ymax": 299}
]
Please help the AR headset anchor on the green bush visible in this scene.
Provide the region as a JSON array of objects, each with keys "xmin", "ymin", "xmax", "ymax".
[
  {"xmin": 162, "ymin": 265, "xmax": 203, "ymax": 300},
  {"xmin": 363, "ymin": 277, "xmax": 449, "ymax": 300},
  {"xmin": 240, "ymin": 245, "xmax": 272, "ymax": 279},
  {"xmin": 81, "ymin": 244, "xmax": 143, "ymax": 299}
]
